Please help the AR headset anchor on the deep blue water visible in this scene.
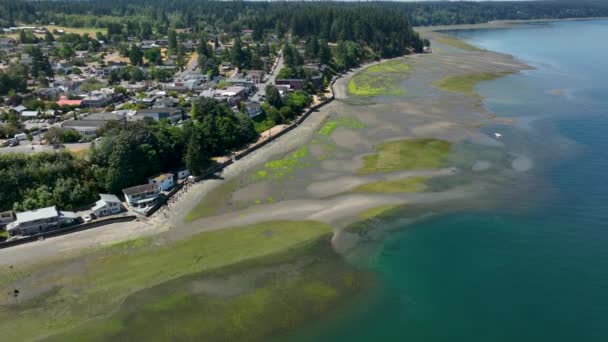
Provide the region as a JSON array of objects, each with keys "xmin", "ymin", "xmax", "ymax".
[{"xmin": 297, "ymin": 20, "xmax": 608, "ymax": 341}]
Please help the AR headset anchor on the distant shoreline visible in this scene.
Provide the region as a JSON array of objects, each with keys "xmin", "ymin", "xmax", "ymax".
[{"xmin": 415, "ymin": 16, "xmax": 608, "ymax": 32}]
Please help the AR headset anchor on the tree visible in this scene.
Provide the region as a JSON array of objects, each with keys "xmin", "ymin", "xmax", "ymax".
[
  {"xmin": 184, "ymin": 126, "xmax": 210, "ymax": 176},
  {"xmin": 318, "ymin": 40, "xmax": 331, "ymax": 65},
  {"xmin": 168, "ymin": 29, "xmax": 177, "ymax": 55},
  {"xmin": 265, "ymin": 85, "xmax": 282, "ymax": 108},
  {"xmin": 144, "ymin": 47, "xmax": 163, "ymax": 65},
  {"xmin": 44, "ymin": 31, "xmax": 55, "ymax": 44},
  {"xmin": 231, "ymin": 35, "xmax": 246, "ymax": 68},
  {"xmin": 176, "ymin": 44, "xmax": 186, "ymax": 71},
  {"xmin": 129, "ymin": 44, "xmax": 143, "ymax": 66}
]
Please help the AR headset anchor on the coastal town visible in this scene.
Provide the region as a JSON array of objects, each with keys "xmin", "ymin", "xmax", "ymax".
[{"xmin": 0, "ymin": 22, "xmax": 345, "ymax": 243}]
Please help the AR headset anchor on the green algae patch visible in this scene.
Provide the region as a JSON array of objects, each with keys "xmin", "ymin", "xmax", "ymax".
[
  {"xmin": 433, "ymin": 33, "xmax": 483, "ymax": 52},
  {"xmin": 354, "ymin": 176, "xmax": 429, "ymax": 194},
  {"xmin": 358, "ymin": 138, "xmax": 451, "ymax": 175},
  {"xmin": 318, "ymin": 116, "xmax": 365, "ymax": 136},
  {"xmin": 366, "ymin": 60, "xmax": 410, "ymax": 73},
  {"xmin": 45, "ymin": 233, "xmax": 374, "ymax": 342},
  {"xmin": 252, "ymin": 146, "xmax": 310, "ymax": 181},
  {"xmin": 347, "ymin": 60, "xmax": 410, "ymax": 97},
  {"xmin": 0, "ymin": 221, "xmax": 334, "ymax": 341},
  {"xmin": 357, "ymin": 205, "xmax": 398, "ymax": 220},
  {"xmin": 434, "ymin": 72, "xmax": 511, "ymax": 96},
  {"xmin": 185, "ymin": 179, "xmax": 238, "ymax": 222}
]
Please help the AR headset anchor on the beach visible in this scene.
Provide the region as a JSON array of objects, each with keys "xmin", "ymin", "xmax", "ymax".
[{"xmin": 0, "ymin": 27, "xmax": 536, "ymax": 340}]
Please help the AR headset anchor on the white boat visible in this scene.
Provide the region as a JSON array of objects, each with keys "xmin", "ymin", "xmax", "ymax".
[{"xmin": 494, "ymin": 132, "xmax": 502, "ymax": 139}]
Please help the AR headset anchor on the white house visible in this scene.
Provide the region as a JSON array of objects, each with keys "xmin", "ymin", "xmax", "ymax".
[
  {"xmin": 6, "ymin": 206, "xmax": 78, "ymax": 236},
  {"xmin": 148, "ymin": 173, "xmax": 175, "ymax": 191},
  {"xmin": 122, "ymin": 184, "xmax": 161, "ymax": 209},
  {"xmin": 91, "ymin": 194, "xmax": 122, "ymax": 217},
  {"xmin": 177, "ymin": 169, "xmax": 190, "ymax": 180}
]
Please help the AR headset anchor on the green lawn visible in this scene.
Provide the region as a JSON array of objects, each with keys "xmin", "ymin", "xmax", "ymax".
[
  {"xmin": 354, "ymin": 176, "xmax": 429, "ymax": 194},
  {"xmin": 0, "ymin": 220, "xmax": 334, "ymax": 341},
  {"xmin": 358, "ymin": 138, "xmax": 451, "ymax": 175},
  {"xmin": 433, "ymin": 72, "xmax": 511, "ymax": 96},
  {"xmin": 185, "ymin": 179, "xmax": 238, "ymax": 222}
]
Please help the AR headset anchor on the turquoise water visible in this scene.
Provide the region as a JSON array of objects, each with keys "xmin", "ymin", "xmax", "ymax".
[{"xmin": 297, "ymin": 20, "xmax": 608, "ymax": 341}]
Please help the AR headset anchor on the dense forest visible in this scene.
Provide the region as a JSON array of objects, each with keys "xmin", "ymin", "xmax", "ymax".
[{"xmin": 2, "ymin": 0, "xmax": 608, "ymax": 31}]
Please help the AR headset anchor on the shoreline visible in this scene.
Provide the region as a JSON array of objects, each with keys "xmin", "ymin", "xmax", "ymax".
[
  {"xmin": 415, "ymin": 16, "xmax": 608, "ymax": 32},
  {"xmin": 0, "ymin": 32, "xmax": 536, "ymax": 340}
]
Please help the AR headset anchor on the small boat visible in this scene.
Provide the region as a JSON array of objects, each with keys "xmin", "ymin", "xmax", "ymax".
[{"xmin": 494, "ymin": 132, "xmax": 502, "ymax": 139}]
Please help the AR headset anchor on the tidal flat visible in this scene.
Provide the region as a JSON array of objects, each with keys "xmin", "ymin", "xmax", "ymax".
[{"xmin": 1, "ymin": 34, "xmax": 533, "ymax": 341}]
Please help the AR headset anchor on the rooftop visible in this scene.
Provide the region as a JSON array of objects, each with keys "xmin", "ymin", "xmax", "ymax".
[
  {"xmin": 123, "ymin": 183, "xmax": 160, "ymax": 196},
  {"xmin": 15, "ymin": 206, "xmax": 59, "ymax": 223}
]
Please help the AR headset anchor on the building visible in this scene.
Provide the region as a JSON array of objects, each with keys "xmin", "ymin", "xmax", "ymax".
[
  {"xmin": 6, "ymin": 206, "xmax": 78, "ymax": 237},
  {"xmin": 243, "ymin": 101, "xmax": 262, "ymax": 118},
  {"xmin": 149, "ymin": 173, "xmax": 175, "ymax": 191},
  {"xmin": 122, "ymin": 184, "xmax": 161, "ymax": 209},
  {"xmin": 91, "ymin": 194, "xmax": 122, "ymax": 217},
  {"xmin": 61, "ymin": 112, "xmax": 126, "ymax": 138},
  {"xmin": 56, "ymin": 95, "xmax": 82, "ymax": 107},
  {"xmin": 276, "ymin": 79, "xmax": 305, "ymax": 91},
  {"xmin": 248, "ymin": 70, "xmax": 264, "ymax": 84},
  {"xmin": 133, "ymin": 108, "xmax": 184, "ymax": 123},
  {"xmin": 177, "ymin": 169, "xmax": 190, "ymax": 180},
  {"xmin": 0, "ymin": 211, "xmax": 15, "ymax": 230}
]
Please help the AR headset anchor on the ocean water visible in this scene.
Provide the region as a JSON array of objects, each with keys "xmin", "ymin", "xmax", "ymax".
[{"xmin": 295, "ymin": 20, "xmax": 608, "ymax": 341}]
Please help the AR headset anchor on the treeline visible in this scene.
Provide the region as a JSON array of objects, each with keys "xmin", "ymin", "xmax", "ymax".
[
  {"xmin": 0, "ymin": 0, "xmax": 425, "ymax": 57},
  {"xmin": 2, "ymin": 0, "xmax": 608, "ymax": 31}
]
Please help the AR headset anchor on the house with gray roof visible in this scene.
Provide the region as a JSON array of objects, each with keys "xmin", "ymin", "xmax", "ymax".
[
  {"xmin": 91, "ymin": 194, "xmax": 122, "ymax": 217},
  {"xmin": 6, "ymin": 206, "xmax": 78, "ymax": 237}
]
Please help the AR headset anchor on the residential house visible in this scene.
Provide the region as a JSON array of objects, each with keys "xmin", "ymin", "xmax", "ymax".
[
  {"xmin": 153, "ymin": 97, "xmax": 178, "ymax": 108},
  {"xmin": 243, "ymin": 101, "xmax": 262, "ymax": 118},
  {"xmin": 226, "ymin": 78, "xmax": 255, "ymax": 92},
  {"xmin": 148, "ymin": 173, "xmax": 175, "ymax": 191},
  {"xmin": 37, "ymin": 87, "xmax": 64, "ymax": 100},
  {"xmin": 91, "ymin": 194, "xmax": 122, "ymax": 217},
  {"xmin": 6, "ymin": 206, "xmax": 78, "ymax": 237},
  {"xmin": 56, "ymin": 95, "xmax": 82, "ymax": 107},
  {"xmin": 275, "ymin": 79, "xmax": 305, "ymax": 91},
  {"xmin": 220, "ymin": 86, "xmax": 247, "ymax": 105},
  {"xmin": 122, "ymin": 184, "xmax": 161, "ymax": 209},
  {"xmin": 0, "ymin": 211, "xmax": 15, "ymax": 230},
  {"xmin": 133, "ymin": 108, "xmax": 184, "ymax": 123},
  {"xmin": 53, "ymin": 62, "xmax": 73, "ymax": 75},
  {"xmin": 81, "ymin": 88, "xmax": 116, "ymax": 108},
  {"xmin": 177, "ymin": 170, "xmax": 190, "ymax": 180},
  {"xmin": 12, "ymin": 105, "xmax": 27, "ymax": 114},
  {"xmin": 248, "ymin": 70, "xmax": 264, "ymax": 84},
  {"xmin": 62, "ymin": 112, "xmax": 126, "ymax": 138}
]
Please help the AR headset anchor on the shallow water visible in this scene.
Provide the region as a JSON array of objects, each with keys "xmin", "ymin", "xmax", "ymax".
[{"xmin": 292, "ymin": 20, "xmax": 608, "ymax": 341}]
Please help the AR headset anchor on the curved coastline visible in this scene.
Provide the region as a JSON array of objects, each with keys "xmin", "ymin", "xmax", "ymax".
[{"xmin": 0, "ymin": 28, "xmax": 535, "ymax": 341}]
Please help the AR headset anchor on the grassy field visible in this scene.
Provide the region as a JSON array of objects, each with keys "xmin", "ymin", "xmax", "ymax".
[
  {"xmin": 0, "ymin": 220, "xmax": 334, "ymax": 341},
  {"xmin": 45, "ymin": 25, "xmax": 107, "ymax": 36},
  {"xmin": 434, "ymin": 72, "xmax": 511, "ymax": 96},
  {"xmin": 354, "ymin": 176, "xmax": 429, "ymax": 194},
  {"xmin": 358, "ymin": 138, "xmax": 451, "ymax": 175},
  {"xmin": 347, "ymin": 60, "xmax": 410, "ymax": 97},
  {"xmin": 432, "ymin": 33, "xmax": 483, "ymax": 52},
  {"xmin": 185, "ymin": 179, "xmax": 238, "ymax": 222}
]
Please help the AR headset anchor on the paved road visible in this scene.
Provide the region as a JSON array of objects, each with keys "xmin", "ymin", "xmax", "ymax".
[
  {"xmin": 251, "ymin": 54, "xmax": 283, "ymax": 102},
  {"xmin": 176, "ymin": 52, "xmax": 199, "ymax": 81}
]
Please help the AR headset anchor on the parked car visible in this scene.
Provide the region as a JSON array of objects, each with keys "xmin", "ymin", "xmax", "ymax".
[{"xmin": 82, "ymin": 215, "xmax": 92, "ymax": 223}]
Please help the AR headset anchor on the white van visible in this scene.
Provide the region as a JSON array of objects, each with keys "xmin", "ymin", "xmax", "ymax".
[{"xmin": 14, "ymin": 133, "xmax": 28, "ymax": 141}]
